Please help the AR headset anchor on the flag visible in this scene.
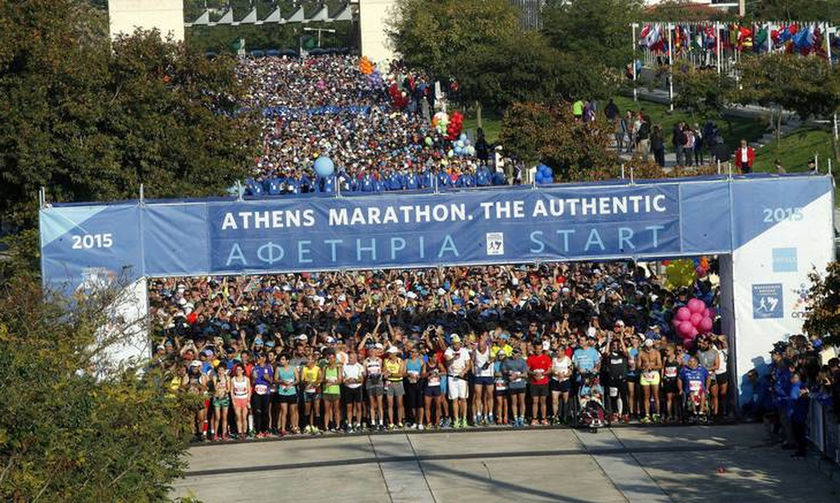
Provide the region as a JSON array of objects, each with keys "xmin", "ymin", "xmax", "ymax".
[{"xmin": 755, "ymin": 27, "xmax": 768, "ymax": 52}]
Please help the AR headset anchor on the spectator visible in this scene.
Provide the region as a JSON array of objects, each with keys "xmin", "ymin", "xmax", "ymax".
[
  {"xmin": 672, "ymin": 122, "xmax": 686, "ymax": 166},
  {"xmin": 604, "ymin": 99, "xmax": 619, "ymax": 121},
  {"xmin": 651, "ymin": 124, "xmax": 665, "ymax": 167},
  {"xmin": 734, "ymin": 139, "xmax": 755, "ymax": 174}
]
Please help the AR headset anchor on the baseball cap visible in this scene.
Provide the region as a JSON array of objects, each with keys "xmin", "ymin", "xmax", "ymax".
[
  {"xmin": 614, "ymin": 320, "xmax": 625, "ymax": 328},
  {"xmin": 254, "ymin": 338, "xmax": 264, "ymax": 345},
  {"xmin": 386, "ymin": 346, "xmax": 399, "ymax": 354},
  {"xmin": 586, "ymin": 327, "xmax": 597, "ymax": 338},
  {"xmin": 450, "ymin": 334, "xmax": 461, "ymax": 343},
  {"xmin": 542, "ymin": 340, "xmax": 551, "ymax": 351},
  {"xmin": 374, "ymin": 343, "xmax": 384, "ymax": 350},
  {"xmin": 644, "ymin": 339, "xmax": 654, "ymax": 347}
]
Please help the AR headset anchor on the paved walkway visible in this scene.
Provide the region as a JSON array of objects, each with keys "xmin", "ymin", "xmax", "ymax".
[{"xmin": 174, "ymin": 424, "xmax": 840, "ymax": 503}]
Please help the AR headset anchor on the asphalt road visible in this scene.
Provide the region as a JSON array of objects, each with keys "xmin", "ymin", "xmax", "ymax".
[{"xmin": 174, "ymin": 423, "xmax": 839, "ymax": 503}]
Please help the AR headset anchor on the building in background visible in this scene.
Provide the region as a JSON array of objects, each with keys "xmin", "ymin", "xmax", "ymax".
[{"xmin": 109, "ymin": 0, "xmax": 184, "ymax": 42}]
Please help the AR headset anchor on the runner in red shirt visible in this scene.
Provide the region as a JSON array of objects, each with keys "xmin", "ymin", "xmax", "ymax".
[{"xmin": 527, "ymin": 341, "xmax": 553, "ymax": 426}]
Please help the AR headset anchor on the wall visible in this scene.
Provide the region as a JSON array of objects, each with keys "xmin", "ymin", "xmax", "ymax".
[
  {"xmin": 358, "ymin": 0, "xmax": 396, "ymax": 63},
  {"xmin": 108, "ymin": 0, "xmax": 184, "ymax": 42}
]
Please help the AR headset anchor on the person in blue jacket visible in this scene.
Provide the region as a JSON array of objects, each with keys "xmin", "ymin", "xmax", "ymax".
[
  {"xmin": 475, "ymin": 165, "xmax": 491, "ymax": 187},
  {"xmin": 787, "ymin": 372, "xmax": 810, "ymax": 458},
  {"xmin": 457, "ymin": 168, "xmax": 475, "ymax": 188},
  {"xmin": 420, "ymin": 167, "xmax": 433, "ymax": 188},
  {"xmin": 404, "ymin": 168, "xmax": 420, "ymax": 190}
]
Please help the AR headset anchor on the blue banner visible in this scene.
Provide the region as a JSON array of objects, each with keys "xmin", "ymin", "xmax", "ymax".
[{"xmin": 39, "ymin": 176, "xmax": 834, "ymax": 292}]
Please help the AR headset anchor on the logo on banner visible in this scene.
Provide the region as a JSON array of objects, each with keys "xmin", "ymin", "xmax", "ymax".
[
  {"xmin": 791, "ymin": 282, "xmax": 811, "ymax": 318},
  {"xmin": 752, "ymin": 283, "xmax": 784, "ymax": 319},
  {"xmin": 771, "ymin": 247, "xmax": 797, "ymax": 272},
  {"xmin": 486, "ymin": 232, "xmax": 504, "ymax": 256}
]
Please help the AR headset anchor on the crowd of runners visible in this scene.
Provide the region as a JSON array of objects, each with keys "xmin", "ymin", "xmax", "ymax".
[
  {"xmin": 149, "ymin": 261, "xmax": 733, "ymax": 440},
  {"xmin": 236, "ymin": 54, "xmax": 523, "ymax": 195}
]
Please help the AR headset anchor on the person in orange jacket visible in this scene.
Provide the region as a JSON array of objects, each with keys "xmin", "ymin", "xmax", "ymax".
[{"xmin": 734, "ymin": 139, "xmax": 755, "ymax": 173}]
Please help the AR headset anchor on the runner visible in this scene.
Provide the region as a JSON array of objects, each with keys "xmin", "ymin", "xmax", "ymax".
[
  {"xmin": 384, "ymin": 346, "xmax": 406, "ymax": 429},
  {"xmin": 274, "ymin": 353, "xmax": 300, "ymax": 435},
  {"xmin": 527, "ymin": 341, "xmax": 552, "ymax": 426},
  {"xmin": 625, "ymin": 334, "xmax": 641, "ymax": 420},
  {"xmin": 183, "ymin": 361, "xmax": 209, "ymax": 441},
  {"xmin": 604, "ymin": 338, "xmax": 628, "ymax": 423},
  {"xmin": 713, "ymin": 334, "xmax": 730, "ymax": 418},
  {"xmin": 301, "ymin": 353, "xmax": 323, "ymax": 434},
  {"xmin": 230, "ymin": 364, "xmax": 251, "ymax": 439},
  {"xmin": 364, "ymin": 343, "xmax": 385, "ymax": 430},
  {"xmin": 662, "ymin": 344, "xmax": 680, "ymax": 423},
  {"xmin": 503, "ymin": 347, "xmax": 528, "ymax": 427},
  {"xmin": 472, "ymin": 335, "xmax": 495, "ymax": 425},
  {"xmin": 342, "ymin": 351, "xmax": 365, "ymax": 432},
  {"xmin": 639, "ymin": 338, "xmax": 662, "ymax": 423},
  {"xmin": 423, "ymin": 353, "xmax": 445, "ymax": 429},
  {"xmin": 445, "ymin": 334, "xmax": 472, "ymax": 428},
  {"xmin": 493, "ymin": 351, "xmax": 509, "ymax": 425},
  {"xmin": 251, "ymin": 353, "xmax": 274, "ymax": 438},
  {"xmin": 696, "ymin": 335, "xmax": 721, "ymax": 417},
  {"xmin": 322, "ymin": 349, "xmax": 343, "ymax": 432},
  {"xmin": 211, "ymin": 362, "xmax": 231, "ymax": 440},
  {"xmin": 404, "ymin": 346, "xmax": 425, "ymax": 429}
]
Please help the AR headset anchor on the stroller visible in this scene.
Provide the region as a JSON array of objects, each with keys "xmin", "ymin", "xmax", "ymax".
[{"xmin": 577, "ymin": 375, "xmax": 608, "ymax": 431}]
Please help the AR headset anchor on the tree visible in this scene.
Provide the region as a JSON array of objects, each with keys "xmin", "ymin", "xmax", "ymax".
[
  {"xmin": 750, "ymin": 0, "xmax": 840, "ymax": 23},
  {"xmin": 499, "ymin": 102, "xmax": 618, "ymax": 181},
  {"xmin": 0, "ymin": 0, "xmax": 259, "ymax": 232},
  {"xmin": 388, "ymin": 0, "xmax": 519, "ymax": 81},
  {"xmin": 542, "ymin": 0, "xmax": 644, "ymax": 70},
  {"xmin": 802, "ymin": 261, "xmax": 840, "ymax": 348},
  {"xmin": 452, "ymin": 31, "xmax": 564, "ymax": 110},
  {"xmin": 672, "ymin": 66, "xmax": 735, "ymax": 118},
  {"xmin": 0, "ymin": 277, "xmax": 198, "ymax": 501},
  {"xmin": 732, "ymin": 53, "xmax": 840, "ymax": 159}
]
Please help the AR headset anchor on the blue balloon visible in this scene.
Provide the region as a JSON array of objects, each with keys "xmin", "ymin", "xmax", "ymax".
[
  {"xmin": 314, "ymin": 156, "xmax": 335, "ymax": 177},
  {"xmin": 535, "ymin": 172, "xmax": 544, "ymax": 183},
  {"xmin": 454, "ymin": 146, "xmax": 463, "ymax": 155},
  {"xmin": 459, "ymin": 133, "xmax": 467, "ymax": 142}
]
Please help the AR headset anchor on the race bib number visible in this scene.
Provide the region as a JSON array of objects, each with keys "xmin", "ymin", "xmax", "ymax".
[
  {"xmin": 609, "ymin": 387, "xmax": 619, "ymax": 397},
  {"xmin": 689, "ymin": 380, "xmax": 701, "ymax": 392},
  {"xmin": 428, "ymin": 377, "xmax": 440, "ymax": 387},
  {"xmin": 305, "ymin": 386, "xmax": 316, "ymax": 393},
  {"xmin": 495, "ymin": 379, "xmax": 507, "ymax": 391},
  {"xmin": 255, "ymin": 384, "xmax": 268, "ymax": 395},
  {"xmin": 665, "ymin": 368, "xmax": 677, "ymax": 378}
]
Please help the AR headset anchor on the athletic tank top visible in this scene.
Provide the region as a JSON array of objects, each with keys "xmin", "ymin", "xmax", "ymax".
[
  {"xmin": 715, "ymin": 348, "xmax": 728, "ymax": 375},
  {"xmin": 426, "ymin": 361, "xmax": 441, "ymax": 387},
  {"xmin": 365, "ymin": 358, "xmax": 383, "ymax": 384},
  {"xmin": 214, "ymin": 374, "xmax": 229, "ymax": 398},
  {"xmin": 474, "ymin": 347, "xmax": 494, "ymax": 377},
  {"xmin": 324, "ymin": 366, "xmax": 340, "ymax": 394},
  {"xmin": 232, "ymin": 376, "xmax": 248, "ymax": 398},
  {"xmin": 664, "ymin": 359, "xmax": 679, "ymax": 379},
  {"xmin": 302, "ymin": 365, "xmax": 321, "ymax": 393},
  {"xmin": 552, "ymin": 356, "xmax": 572, "ymax": 381},
  {"xmin": 277, "ymin": 366, "xmax": 297, "ymax": 395},
  {"xmin": 698, "ymin": 348, "xmax": 718, "ymax": 371},
  {"xmin": 384, "ymin": 358, "xmax": 402, "ymax": 381},
  {"xmin": 627, "ymin": 348, "xmax": 639, "ymax": 375},
  {"xmin": 406, "ymin": 358, "xmax": 423, "ymax": 382}
]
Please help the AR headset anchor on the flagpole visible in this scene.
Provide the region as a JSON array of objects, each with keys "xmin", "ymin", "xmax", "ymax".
[
  {"xmin": 827, "ymin": 22, "xmax": 839, "ymax": 142},
  {"xmin": 767, "ymin": 22, "xmax": 772, "ymax": 53},
  {"xmin": 632, "ymin": 23, "xmax": 638, "ymax": 102},
  {"xmin": 667, "ymin": 23, "xmax": 674, "ymax": 111},
  {"xmin": 716, "ymin": 22, "xmax": 722, "ymax": 74}
]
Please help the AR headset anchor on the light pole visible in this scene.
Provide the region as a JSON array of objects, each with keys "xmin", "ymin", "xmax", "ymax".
[{"xmin": 303, "ymin": 27, "xmax": 336, "ymax": 48}]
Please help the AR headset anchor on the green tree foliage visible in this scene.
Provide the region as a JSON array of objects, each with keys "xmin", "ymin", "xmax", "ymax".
[
  {"xmin": 750, "ymin": 0, "xmax": 840, "ymax": 23},
  {"xmin": 0, "ymin": 277, "xmax": 198, "ymax": 501},
  {"xmin": 802, "ymin": 261, "xmax": 840, "ymax": 347},
  {"xmin": 499, "ymin": 102, "xmax": 618, "ymax": 181},
  {"xmin": 672, "ymin": 66, "xmax": 735, "ymax": 118},
  {"xmin": 542, "ymin": 0, "xmax": 644, "ymax": 70},
  {"xmin": 0, "ymin": 0, "xmax": 259, "ymax": 232},
  {"xmin": 388, "ymin": 0, "xmax": 519, "ymax": 81},
  {"xmin": 732, "ymin": 53, "xmax": 840, "ymax": 158}
]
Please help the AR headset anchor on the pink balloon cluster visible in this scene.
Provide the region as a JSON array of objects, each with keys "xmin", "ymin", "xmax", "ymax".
[{"xmin": 672, "ymin": 298, "xmax": 714, "ymax": 346}]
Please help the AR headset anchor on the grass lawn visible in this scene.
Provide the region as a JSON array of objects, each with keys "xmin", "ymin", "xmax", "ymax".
[
  {"xmin": 463, "ymin": 109, "xmax": 502, "ymax": 144},
  {"xmin": 752, "ymin": 127, "xmax": 839, "ymax": 202},
  {"xmin": 612, "ymin": 96, "xmax": 768, "ymax": 153}
]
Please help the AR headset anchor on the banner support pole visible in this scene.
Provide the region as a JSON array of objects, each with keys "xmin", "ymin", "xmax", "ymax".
[
  {"xmin": 631, "ymin": 23, "xmax": 638, "ymax": 102},
  {"xmin": 667, "ymin": 23, "xmax": 674, "ymax": 111},
  {"xmin": 139, "ymin": 184, "xmax": 145, "ymax": 207}
]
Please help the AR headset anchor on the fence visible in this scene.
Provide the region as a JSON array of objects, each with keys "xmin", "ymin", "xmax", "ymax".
[{"xmin": 809, "ymin": 396, "xmax": 840, "ymax": 464}]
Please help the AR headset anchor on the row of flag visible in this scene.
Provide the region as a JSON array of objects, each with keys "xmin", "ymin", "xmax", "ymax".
[{"xmin": 639, "ymin": 22, "xmax": 839, "ymax": 57}]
